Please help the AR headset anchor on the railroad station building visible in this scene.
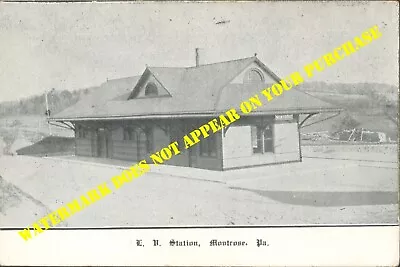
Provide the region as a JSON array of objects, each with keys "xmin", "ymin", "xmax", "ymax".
[{"xmin": 50, "ymin": 56, "xmax": 340, "ymax": 170}]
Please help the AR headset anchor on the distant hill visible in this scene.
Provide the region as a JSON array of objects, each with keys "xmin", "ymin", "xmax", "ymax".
[
  {"xmin": 297, "ymin": 82, "xmax": 398, "ymax": 115},
  {"xmin": 0, "ymin": 86, "xmax": 97, "ymax": 117},
  {"xmin": 296, "ymin": 82, "xmax": 398, "ymax": 140}
]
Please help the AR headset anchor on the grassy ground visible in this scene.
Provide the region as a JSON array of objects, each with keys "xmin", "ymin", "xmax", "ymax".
[
  {"xmin": 0, "ymin": 175, "xmax": 51, "ymax": 226},
  {"xmin": 0, "ymin": 144, "xmax": 397, "ymax": 227}
]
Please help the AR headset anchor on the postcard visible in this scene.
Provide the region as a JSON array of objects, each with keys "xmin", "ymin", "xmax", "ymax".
[{"xmin": 0, "ymin": 1, "xmax": 398, "ymax": 266}]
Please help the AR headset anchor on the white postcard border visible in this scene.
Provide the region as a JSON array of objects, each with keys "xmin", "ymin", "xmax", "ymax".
[{"xmin": 0, "ymin": 225, "xmax": 398, "ymax": 266}]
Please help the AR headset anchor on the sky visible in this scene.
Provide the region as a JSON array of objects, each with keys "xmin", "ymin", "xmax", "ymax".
[{"xmin": 0, "ymin": 1, "xmax": 398, "ymax": 102}]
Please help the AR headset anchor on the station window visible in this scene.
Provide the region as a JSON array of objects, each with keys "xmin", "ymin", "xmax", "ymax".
[
  {"xmin": 77, "ymin": 125, "xmax": 88, "ymax": 139},
  {"xmin": 169, "ymin": 125, "xmax": 180, "ymax": 143},
  {"xmin": 145, "ymin": 82, "xmax": 158, "ymax": 97},
  {"xmin": 123, "ymin": 127, "xmax": 136, "ymax": 141},
  {"xmin": 244, "ymin": 69, "xmax": 264, "ymax": 84},
  {"xmin": 200, "ymin": 133, "xmax": 217, "ymax": 157},
  {"xmin": 144, "ymin": 127, "xmax": 153, "ymax": 153},
  {"xmin": 76, "ymin": 126, "xmax": 81, "ymax": 138},
  {"xmin": 251, "ymin": 124, "xmax": 274, "ymax": 153}
]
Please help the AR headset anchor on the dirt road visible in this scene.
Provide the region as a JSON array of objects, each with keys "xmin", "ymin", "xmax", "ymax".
[{"xmin": 0, "ymin": 151, "xmax": 397, "ymax": 227}]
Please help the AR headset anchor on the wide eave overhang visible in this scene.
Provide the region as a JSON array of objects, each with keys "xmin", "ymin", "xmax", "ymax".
[{"xmin": 49, "ymin": 107, "xmax": 343, "ymax": 122}]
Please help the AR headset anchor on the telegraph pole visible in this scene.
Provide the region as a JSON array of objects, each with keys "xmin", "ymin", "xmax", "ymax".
[{"xmin": 45, "ymin": 89, "xmax": 52, "ymax": 136}]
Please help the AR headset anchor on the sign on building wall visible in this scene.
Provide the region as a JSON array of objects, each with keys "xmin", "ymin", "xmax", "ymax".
[{"xmin": 275, "ymin": 114, "xmax": 294, "ymax": 121}]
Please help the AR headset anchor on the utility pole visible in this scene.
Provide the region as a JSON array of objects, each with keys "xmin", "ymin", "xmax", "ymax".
[{"xmin": 45, "ymin": 89, "xmax": 52, "ymax": 136}]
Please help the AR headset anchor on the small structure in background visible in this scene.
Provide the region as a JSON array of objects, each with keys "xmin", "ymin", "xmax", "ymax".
[{"xmin": 330, "ymin": 128, "xmax": 389, "ymax": 143}]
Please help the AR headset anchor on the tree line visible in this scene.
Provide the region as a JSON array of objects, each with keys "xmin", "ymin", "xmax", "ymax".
[{"xmin": 0, "ymin": 88, "xmax": 93, "ymax": 117}]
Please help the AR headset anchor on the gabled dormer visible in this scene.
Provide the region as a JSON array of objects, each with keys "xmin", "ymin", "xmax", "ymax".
[
  {"xmin": 128, "ymin": 68, "xmax": 172, "ymax": 100},
  {"xmin": 229, "ymin": 58, "xmax": 280, "ymax": 85}
]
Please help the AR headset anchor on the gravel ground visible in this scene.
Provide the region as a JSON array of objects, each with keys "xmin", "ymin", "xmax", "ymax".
[{"xmin": 0, "ymin": 149, "xmax": 397, "ymax": 227}]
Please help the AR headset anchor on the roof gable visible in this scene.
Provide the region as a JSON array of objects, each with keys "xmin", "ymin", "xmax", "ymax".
[
  {"xmin": 51, "ymin": 56, "xmax": 341, "ymax": 121},
  {"xmin": 230, "ymin": 61, "xmax": 278, "ymax": 84},
  {"xmin": 128, "ymin": 56, "xmax": 257, "ymax": 109},
  {"xmin": 128, "ymin": 68, "xmax": 173, "ymax": 99}
]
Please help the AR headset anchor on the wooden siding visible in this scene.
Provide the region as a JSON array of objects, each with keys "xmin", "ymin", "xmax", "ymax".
[
  {"xmin": 112, "ymin": 141, "xmax": 141, "ymax": 161},
  {"xmin": 75, "ymin": 129, "xmax": 96, "ymax": 157},
  {"xmin": 110, "ymin": 126, "xmax": 145, "ymax": 162},
  {"xmin": 74, "ymin": 116, "xmax": 300, "ymax": 171},
  {"xmin": 196, "ymin": 131, "xmax": 223, "ymax": 170},
  {"xmin": 167, "ymin": 120, "xmax": 190, "ymax": 167},
  {"xmin": 222, "ymin": 120, "xmax": 300, "ymax": 169}
]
